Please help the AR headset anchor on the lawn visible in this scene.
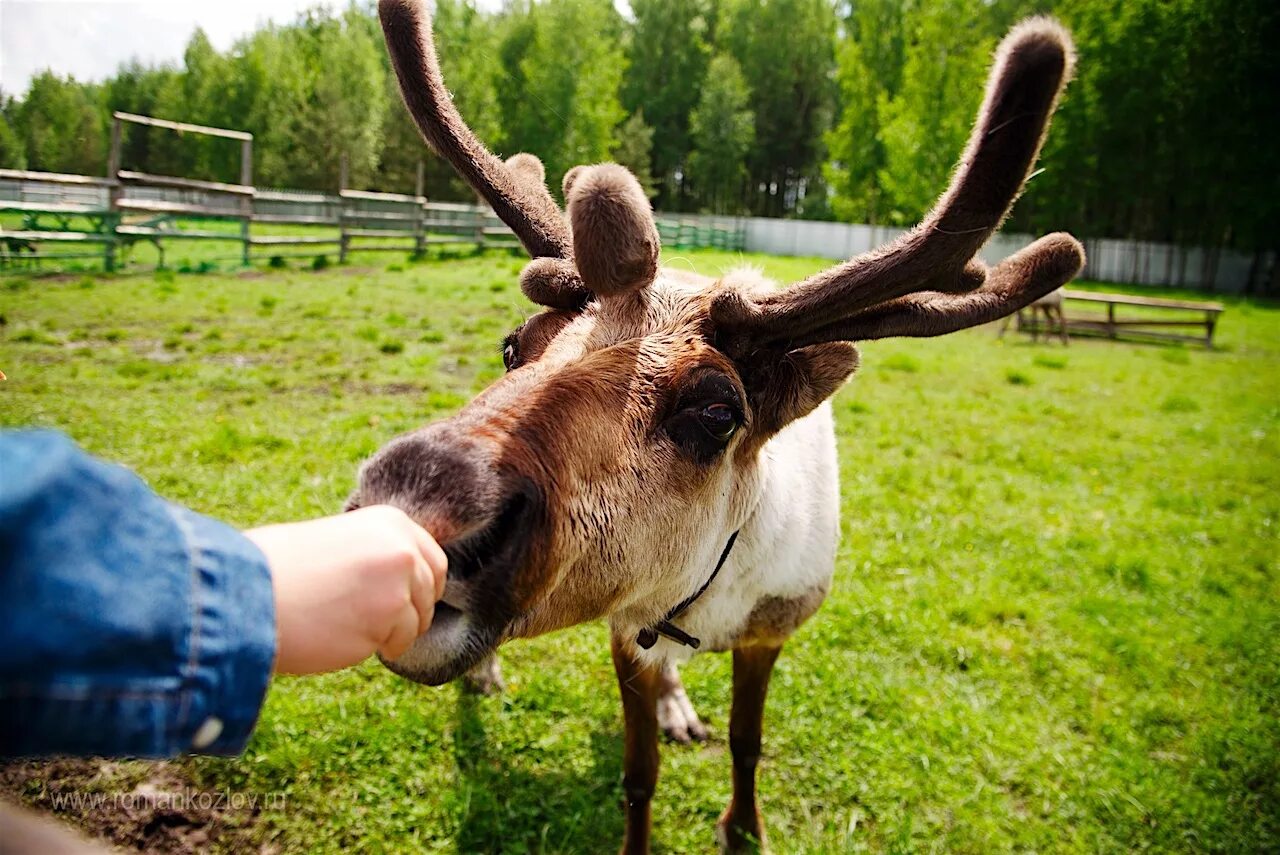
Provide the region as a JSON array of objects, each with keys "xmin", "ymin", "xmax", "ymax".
[{"xmin": 1, "ymin": 249, "xmax": 1277, "ymax": 853}]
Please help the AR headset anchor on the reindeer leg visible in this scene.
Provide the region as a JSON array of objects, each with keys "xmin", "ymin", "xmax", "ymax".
[
  {"xmin": 717, "ymin": 644, "xmax": 782, "ymax": 854},
  {"xmin": 460, "ymin": 651, "xmax": 505, "ymax": 695},
  {"xmin": 1056, "ymin": 305, "xmax": 1070, "ymax": 345},
  {"xmin": 612, "ymin": 634, "xmax": 662, "ymax": 855},
  {"xmin": 657, "ymin": 661, "xmax": 708, "ymax": 743}
]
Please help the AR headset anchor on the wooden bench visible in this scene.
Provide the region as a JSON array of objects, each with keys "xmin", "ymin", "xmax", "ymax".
[
  {"xmin": 0, "ymin": 228, "xmax": 115, "ymax": 266},
  {"xmin": 0, "ymin": 193, "xmax": 118, "ymax": 269},
  {"xmin": 0, "ymin": 170, "xmax": 119, "ymax": 268},
  {"xmin": 1059, "ymin": 289, "xmax": 1224, "ymax": 347}
]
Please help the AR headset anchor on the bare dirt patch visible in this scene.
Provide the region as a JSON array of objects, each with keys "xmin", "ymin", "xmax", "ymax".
[{"xmin": 0, "ymin": 759, "xmax": 271, "ymax": 854}]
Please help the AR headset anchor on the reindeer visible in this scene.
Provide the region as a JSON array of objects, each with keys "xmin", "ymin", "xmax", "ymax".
[
  {"xmin": 999, "ymin": 287, "xmax": 1070, "ymax": 344},
  {"xmin": 351, "ymin": 3, "xmax": 1082, "ymax": 851}
]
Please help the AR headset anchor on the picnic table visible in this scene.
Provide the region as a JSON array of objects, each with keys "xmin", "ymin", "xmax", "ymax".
[{"xmin": 1059, "ymin": 289, "xmax": 1224, "ymax": 347}]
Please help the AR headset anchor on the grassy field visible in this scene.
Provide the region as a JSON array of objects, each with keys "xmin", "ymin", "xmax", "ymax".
[{"xmin": 1, "ymin": 249, "xmax": 1277, "ymax": 853}]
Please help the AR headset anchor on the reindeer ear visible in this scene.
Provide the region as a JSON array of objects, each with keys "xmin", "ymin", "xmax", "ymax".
[
  {"xmin": 741, "ymin": 342, "xmax": 860, "ymax": 436},
  {"xmin": 565, "ymin": 164, "xmax": 659, "ymax": 299}
]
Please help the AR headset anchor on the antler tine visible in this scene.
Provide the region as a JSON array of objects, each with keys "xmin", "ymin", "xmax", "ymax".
[
  {"xmin": 787, "ymin": 231, "xmax": 1084, "ymax": 345},
  {"xmin": 713, "ymin": 18, "xmax": 1078, "ymax": 351},
  {"xmin": 378, "ymin": 0, "xmax": 572, "ymax": 261}
]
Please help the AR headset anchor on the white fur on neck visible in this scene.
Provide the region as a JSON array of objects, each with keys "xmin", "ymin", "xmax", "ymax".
[{"xmin": 634, "ymin": 401, "xmax": 841, "ymax": 665}]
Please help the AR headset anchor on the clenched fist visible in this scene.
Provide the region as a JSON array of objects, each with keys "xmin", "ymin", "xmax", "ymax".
[{"xmin": 246, "ymin": 505, "xmax": 447, "ymax": 674}]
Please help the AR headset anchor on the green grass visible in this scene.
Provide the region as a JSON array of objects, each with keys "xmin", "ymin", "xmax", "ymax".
[{"xmin": 2, "ymin": 250, "xmax": 1278, "ymax": 853}]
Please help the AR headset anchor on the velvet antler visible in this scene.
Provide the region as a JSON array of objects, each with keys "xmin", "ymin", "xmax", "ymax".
[
  {"xmin": 712, "ymin": 18, "xmax": 1084, "ymax": 354},
  {"xmin": 378, "ymin": 0, "xmax": 589, "ymax": 309}
]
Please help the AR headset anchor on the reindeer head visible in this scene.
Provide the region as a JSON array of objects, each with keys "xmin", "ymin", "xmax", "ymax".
[{"xmin": 351, "ymin": 0, "xmax": 1084, "ymax": 685}]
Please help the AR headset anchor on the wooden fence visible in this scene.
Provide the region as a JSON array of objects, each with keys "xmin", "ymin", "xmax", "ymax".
[{"xmin": 0, "ymin": 169, "xmax": 746, "ymax": 272}]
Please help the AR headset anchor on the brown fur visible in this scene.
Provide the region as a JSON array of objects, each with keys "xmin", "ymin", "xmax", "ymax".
[
  {"xmin": 378, "ymin": 0, "xmax": 571, "ymax": 262},
  {"xmin": 518, "ymin": 257, "xmax": 589, "ymax": 310},
  {"xmin": 505, "ymin": 152, "xmax": 547, "ymax": 187},
  {"xmin": 722, "ymin": 586, "xmax": 830, "ymax": 651},
  {"xmin": 367, "ymin": 6, "xmax": 1087, "ymax": 853},
  {"xmin": 613, "ymin": 636, "xmax": 663, "ymax": 855},
  {"xmin": 567, "ymin": 164, "xmax": 660, "ymax": 298},
  {"xmin": 710, "ymin": 18, "xmax": 1082, "ymax": 354},
  {"xmin": 734, "ymin": 341, "xmax": 859, "ymax": 451},
  {"xmin": 718, "ymin": 645, "xmax": 782, "ymax": 853}
]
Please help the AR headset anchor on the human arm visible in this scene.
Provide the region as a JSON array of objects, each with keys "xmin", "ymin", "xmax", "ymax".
[{"xmin": 0, "ymin": 430, "xmax": 445, "ymax": 758}]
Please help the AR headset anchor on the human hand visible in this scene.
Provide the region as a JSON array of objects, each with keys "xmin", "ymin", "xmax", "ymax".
[{"xmin": 245, "ymin": 505, "xmax": 447, "ymax": 675}]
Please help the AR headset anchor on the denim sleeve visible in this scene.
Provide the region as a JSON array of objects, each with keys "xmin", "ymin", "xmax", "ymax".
[{"xmin": 0, "ymin": 430, "xmax": 276, "ymax": 758}]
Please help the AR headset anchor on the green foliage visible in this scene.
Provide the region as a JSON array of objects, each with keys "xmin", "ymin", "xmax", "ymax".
[
  {"xmin": 0, "ymin": 106, "xmax": 27, "ymax": 169},
  {"xmin": 2, "ymin": 251, "xmax": 1277, "ymax": 852},
  {"xmin": 1, "ymin": 0, "xmax": 1275, "ymax": 252},
  {"xmin": 623, "ymin": 0, "xmax": 713, "ymax": 207},
  {"xmin": 498, "ymin": 0, "xmax": 628, "ymax": 189},
  {"xmin": 825, "ymin": 37, "xmax": 883, "ymax": 223},
  {"xmin": 1020, "ymin": 0, "xmax": 1280, "ymax": 254},
  {"xmin": 687, "ymin": 55, "xmax": 754, "ymax": 214},
  {"xmin": 379, "ymin": 0, "xmax": 503, "ymax": 199},
  {"xmin": 16, "ymin": 72, "xmax": 106, "ymax": 174},
  {"xmin": 875, "ymin": 1, "xmax": 991, "ymax": 224},
  {"xmin": 612, "ymin": 110, "xmax": 657, "ymax": 199},
  {"xmin": 717, "ymin": 0, "xmax": 837, "ymax": 217},
  {"xmin": 282, "ymin": 9, "xmax": 388, "ymax": 190}
]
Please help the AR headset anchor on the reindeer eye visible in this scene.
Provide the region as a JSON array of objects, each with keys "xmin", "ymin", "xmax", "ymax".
[
  {"xmin": 502, "ymin": 340, "xmax": 520, "ymax": 371},
  {"xmin": 666, "ymin": 373, "xmax": 745, "ymax": 463},
  {"xmin": 698, "ymin": 403, "xmax": 739, "ymax": 442}
]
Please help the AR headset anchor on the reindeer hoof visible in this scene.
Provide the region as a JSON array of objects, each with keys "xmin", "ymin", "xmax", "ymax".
[
  {"xmin": 716, "ymin": 806, "xmax": 766, "ymax": 854},
  {"xmin": 657, "ymin": 684, "xmax": 708, "ymax": 743}
]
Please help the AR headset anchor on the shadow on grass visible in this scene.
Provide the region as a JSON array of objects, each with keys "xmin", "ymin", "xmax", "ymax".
[{"xmin": 451, "ymin": 687, "xmax": 625, "ymax": 854}]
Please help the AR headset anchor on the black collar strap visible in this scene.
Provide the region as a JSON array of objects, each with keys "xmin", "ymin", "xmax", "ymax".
[{"xmin": 636, "ymin": 530, "xmax": 739, "ymax": 650}]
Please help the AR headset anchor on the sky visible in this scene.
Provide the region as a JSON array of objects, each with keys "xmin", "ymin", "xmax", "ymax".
[{"xmin": 0, "ymin": 0, "xmax": 511, "ymax": 95}]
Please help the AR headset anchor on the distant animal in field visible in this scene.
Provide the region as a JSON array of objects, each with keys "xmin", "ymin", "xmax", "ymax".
[
  {"xmin": 0, "ymin": 236, "xmax": 36, "ymax": 267},
  {"xmin": 1000, "ymin": 287, "xmax": 1069, "ymax": 344}
]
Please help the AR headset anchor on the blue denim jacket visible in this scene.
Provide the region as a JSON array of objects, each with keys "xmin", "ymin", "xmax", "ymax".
[{"xmin": 0, "ymin": 431, "xmax": 276, "ymax": 758}]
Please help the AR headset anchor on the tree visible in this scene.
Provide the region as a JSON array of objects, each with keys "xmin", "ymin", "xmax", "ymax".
[
  {"xmin": 100, "ymin": 60, "xmax": 176, "ymax": 174},
  {"xmin": 16, "ymin": 72, "xmax": 106, "ymax": 175},
  {"xmin": 874, "ymin": 0, "xmax": 992, "ymax": 225},
  {"xmin": 687, "ymin": 54, "xmax": 754, "ymax": 214},
  {"xmin": 146, "ymin": 29, "xmax": 239, "ymax": 181},
  {"xmin": 415, "ymin": 0, "xmax": 503, "ymax": 199},
  {"xmin": 823, "ymin": 0, "xmax": 910, "ymax": 224},
  {"xmin": 613, "ymin": 111, "xmax": 657, "ymax": 199},
  {"xmin": 490, "ymin": 0, "xmax": 627, "ymax": 193},
  {"xmin": 0, "ymin": 94, "xmax": 26, "ymax": 169},
  {"xmin": 286, "ymin": 8, "xmax": 388, "ymax": 190},
  {"xmin": 717, "ymin": 0, "xmax": 836, "ymax": 217},
  {"xmin": 623, "ymin": 0, "xmax": 713, "ymax": 207},
  {"xmin": 824, "ymin": 38, "xmax": 882, "ymax": 223}
]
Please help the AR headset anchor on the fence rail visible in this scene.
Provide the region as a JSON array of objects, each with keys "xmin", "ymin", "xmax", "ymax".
[
  {"xmin": 0, "ymin": 168, "xmax": 746, "ymax": 272},
  {"xmin": 2, "ymin": 167, "xmax": 1266, "ymax": 292},
  {"xmin": 736, "ymin": 216, "xmax": 1271, "ymax": 294},
  {"xmin": 0, "ymin": 169, "xmax": 523, "ymax": 270}
]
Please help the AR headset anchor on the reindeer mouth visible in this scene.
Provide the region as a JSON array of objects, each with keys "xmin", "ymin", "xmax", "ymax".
[{"xmin": 378, "ymin": 486, "xmax": 538, "ymax": 686}]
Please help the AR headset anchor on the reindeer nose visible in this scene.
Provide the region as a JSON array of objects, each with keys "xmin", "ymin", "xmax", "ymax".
[{"xmin": 354, "ymin": 427, "xmax": 503, "ymax": 547}]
